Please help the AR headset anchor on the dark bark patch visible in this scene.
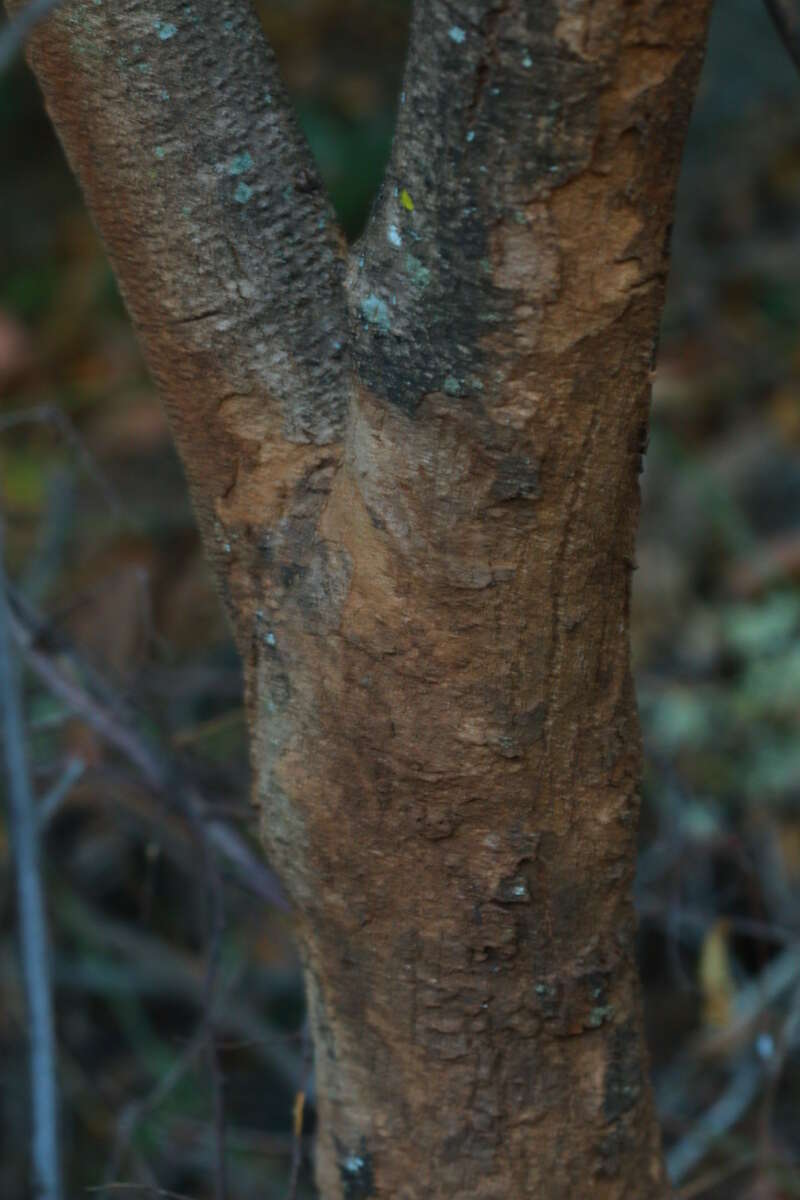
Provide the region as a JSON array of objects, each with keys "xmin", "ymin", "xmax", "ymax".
[
  {"xmin": 336, "ymin": 1140, "xmax": 374, "ymax": 1200},
  {"xmin": 603, "ymin": 1020, "xmax": 643, "ymax": 1122},
  {"xmin": 490, "ymin": 454, "xmax": 540, "ymax": 502}
]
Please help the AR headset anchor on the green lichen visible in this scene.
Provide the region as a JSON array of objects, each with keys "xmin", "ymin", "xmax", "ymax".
[
  {"xmin": 404, "ymin": 253, "xmax": 431, "ymax": 290},
  {"xmin": 227, "ymin": 152, "xmax": 254, "ymax": 176},
  {"xmin": 360, "ymin": 294, "xmax": 391, "ymax": 333},
  {"xmin": 443, "ymin": 376, "xmax": 462, "ymax": 397},
  {"xmin": 586, "ymin": 1005, "xmax": 615, "ymax": 1029},
  {"xmin": 234, "ymin": 182, "xmax": 253, "ymax": 204},
  {"xmin": 154, "ymin": 146, "xmax": 166, "ymax": 159},
  {"xmin": 153, "ymin": 20, "xmax": 178, "ymax": 39}
]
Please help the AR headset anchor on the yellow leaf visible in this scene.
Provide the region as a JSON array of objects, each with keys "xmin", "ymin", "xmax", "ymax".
[
  {"xmin": 400, "ymin": 188, "xmax": 414, "ymax": 212},
  {"xmin": 293, "ymin": 1090, "xmax": 305, "ymax": 1138},
  {"xmin": 699, "ymin": 919, "xmax": 735, "ymax": 1029}
]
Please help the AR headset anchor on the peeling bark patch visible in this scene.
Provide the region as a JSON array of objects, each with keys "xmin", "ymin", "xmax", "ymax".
[
  {"xmin": 491, "ymin": 207, "xmax": 560, "ymax": 300},
  {"xmin": 337, "ymin": 1141, "xmax": 374, "ymax": 1200}
]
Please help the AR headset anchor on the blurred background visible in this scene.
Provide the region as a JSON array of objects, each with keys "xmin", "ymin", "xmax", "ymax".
[{"xmin": 1, "ymin": 0, "xmax": 800, "ymax": 1196}]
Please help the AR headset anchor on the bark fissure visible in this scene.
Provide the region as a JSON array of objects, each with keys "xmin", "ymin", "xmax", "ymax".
[{"xmin": 12, "ymin": 0, "xmax": 716, "ymax": 1196}]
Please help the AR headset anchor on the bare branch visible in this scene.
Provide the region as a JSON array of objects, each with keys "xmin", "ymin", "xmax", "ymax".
[
  {"xmin": 56, "ymin": 889, "xmax": 302, "ymax": 1090},
  {"xmin": 7, "ymin": 595, "xmax": 288, "ymax": 910},
  {"xmin": 666, "ymin": 1054, "xmax": 764, "ymax": 1185},
  {"xmin": 37, "ymin": 754, "xmax": 85, "ymax": 827},
  {"xmin": 0, "ymin": 405, "xmax": 133, "ymax": 528},
  {"xmin": 0, "ymin": 512, "xmax": 62, "ymax": 1200}
]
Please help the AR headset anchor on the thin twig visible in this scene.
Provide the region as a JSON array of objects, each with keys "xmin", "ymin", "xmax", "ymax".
[
  {"xmin": 38, "ymin": 755, "xmax": 86, "ymax": 827},
  {"xmin": 285, "ymin": 1018, "xmax": 313, "ymax": 1200},
  {"xmin": 103, "ymin": 1026, "xmax": 209, "ymax": 1191},
  {"xmin": 198, "ymin": 808, "xmax": 227, "ymax": 1200},
  {"xmin": 0, "ymin": 511, "xmax": 62, "ymax": 1200},
  {"xmin": 675, "ymin": 1153, "xmax": 757, "ymax": 1199},
  {"xmin": 0, "ymin": 0, "xmax": 69, "ymax": 73},
  {"xmin": 666, "ymin": 1053, "xmax": 764, "ymax": 1185},
  {"xmin": 54, "ymin": 891, "xmax": 303, "ymax": 1090},
  {"xmin": 89, "ymin": 1185, "xmax": 197, "ymax": 1200},
  {"xmin": 7, "ymin": 597, "xmax": 288, "ymax": 910},
  {"xmin": 756, "ymin": 980, "xmax": 800, "ymax": 1179},
  {"xmin": 0, "ymin": 405, "xmax": 133, "ymax": 527},
  {"xmin": 763, "ymin": 0, "xmax": 800, "ymax": 72}
]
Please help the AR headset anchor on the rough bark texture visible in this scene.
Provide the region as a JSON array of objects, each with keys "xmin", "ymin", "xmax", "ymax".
[{"xmin": 14, "ymin": 0, "xmax": 713, "ymax": 1196}]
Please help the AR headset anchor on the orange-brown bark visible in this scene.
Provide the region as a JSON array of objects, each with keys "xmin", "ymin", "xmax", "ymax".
[{"xmin": 13, "ymin": 0, "xmax": 713, "ymax": 1195}]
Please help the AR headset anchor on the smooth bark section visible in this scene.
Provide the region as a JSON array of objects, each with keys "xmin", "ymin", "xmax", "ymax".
[{"xmin": 10, "ymin": 0, "xmax": 352, "ymax": 634}]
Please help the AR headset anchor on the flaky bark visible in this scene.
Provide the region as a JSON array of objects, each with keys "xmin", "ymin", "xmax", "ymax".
[{"xmin": 14, "ymin": 1, "xmax": 713, "ymax": 1196}]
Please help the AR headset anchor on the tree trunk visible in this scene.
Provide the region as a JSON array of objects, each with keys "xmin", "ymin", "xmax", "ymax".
[{"xmin": 13, "ymin": 0, "xmax": 713, "ymax": 1195}]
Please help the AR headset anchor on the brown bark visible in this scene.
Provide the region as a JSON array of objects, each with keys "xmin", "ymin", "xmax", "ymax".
[{"xmin": 13, "ymin": 1, "xmax": 713, "ymax": 1196}]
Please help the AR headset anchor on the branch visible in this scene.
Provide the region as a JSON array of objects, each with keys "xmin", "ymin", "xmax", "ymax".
[
  {"xmin": 349, "ymin": 2, "xmax": 712, "ymax": 416},
  {"xmin": 0, "ymin": 513, "xmax": 62, "ymax": 1200},
  {"xmin": 665, "ymin": 1054, "xmax": 764, "ymax": 1185},
  {"xmin": 7, "ymin": 594, "xmax": 288, "ymax": 910},
  {"xmin": 6, "ymin": 0, "xmax": 352, "ymax": 634}
]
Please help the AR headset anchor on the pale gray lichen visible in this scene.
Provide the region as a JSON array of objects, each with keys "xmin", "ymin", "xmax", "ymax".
[
  {"xmin": 153, "ymin": 20, "xmax": 178, "ymax": 39},
  {"xmin": 360, "ymin": 294, "xmax": 391, "ymax": 333},
  {"xmin": 586, "ymin": 1005, "xmax": 615, "ymax": 1028},
  {"xmin": 227, "ymin": 151, "xmax": 254, "ymax": 176},
  {"xmin": 404, "ymin": 253, "xmax": 431, "ymax": 290},
  {"xmin": 448, "ymin": 25, "xmax": 466, "ymax": 43},
  {"xmin": 387, "ymin": 224, "xmax": 402, "ymax": 248}
]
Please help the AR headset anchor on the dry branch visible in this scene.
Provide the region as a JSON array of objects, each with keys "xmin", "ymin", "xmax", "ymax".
[{"xmin": 0, "ymin": 513, "xmax": 62, "ymax": 1200}]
